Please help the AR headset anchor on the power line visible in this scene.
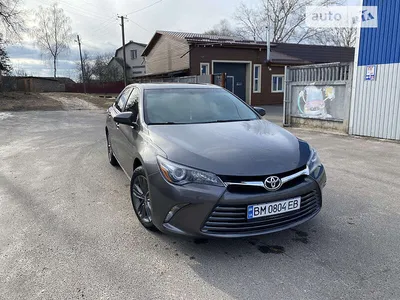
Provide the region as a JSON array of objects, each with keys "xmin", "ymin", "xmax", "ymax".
[
  {"xmin": 32, "ymin": 0, "xmax": 115, "ymax": 21},
  {"xmin": 127, "ymin": 19, "xmax": 150, "ymax": 32},
  {"xmin": 126, "ymin": 0, "xmax": 163, "ymax": 16},
  {"xmin": 57, "ymin": 0, "xmax": 115, "ymax": 20},
  {"xmin": 89, "ymin": 17, "xmax": 118, "ymax": 35}
]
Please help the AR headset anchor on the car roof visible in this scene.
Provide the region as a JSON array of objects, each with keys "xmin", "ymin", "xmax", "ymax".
[{"xmin": 130, "ymin": 83, "xmax": 222, "ymax": 90}]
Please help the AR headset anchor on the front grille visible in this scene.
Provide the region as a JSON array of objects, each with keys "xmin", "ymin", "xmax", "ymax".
[
  {"xmin": 219, "ymin": 165, "xmax": 307, "ymax": 194},
  {"xmin": 226, "ymin": 176, "xmax": 306, "ymax": 194},
  {"xmin": 218, "ymin": 165, "xmax": 306, "ymax": 183},
  {"xmin": 201, "ymin": 190, "xmax": 320, "ymax": 235}
]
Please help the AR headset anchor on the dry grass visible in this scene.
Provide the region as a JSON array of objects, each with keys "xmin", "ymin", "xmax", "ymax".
[
  {"xmin": 61, "ymin": 93, "xmax": 116, "ymax": 110},
  {"xmin": 0, "ymin": 92, "xmax": 117, "ymax": 111},
  {"xmin": 0, "ymin": 92, "xmax": 64, "ymax": 111}
]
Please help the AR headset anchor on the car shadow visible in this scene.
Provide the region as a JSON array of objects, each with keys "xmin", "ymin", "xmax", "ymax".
[{"xmin": 148, "ymin": 218, "xmax": 322, "ymax": 300}]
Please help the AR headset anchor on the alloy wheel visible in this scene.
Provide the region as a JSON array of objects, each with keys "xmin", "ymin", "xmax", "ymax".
[{"xmin": 131, "ymin": 175, "xmax": 152, "ymax": 223}]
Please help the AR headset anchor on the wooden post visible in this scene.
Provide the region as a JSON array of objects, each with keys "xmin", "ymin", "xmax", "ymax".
[{"xmin": 221, "ymin": 72, "xmax": 226, "ymax": 88}]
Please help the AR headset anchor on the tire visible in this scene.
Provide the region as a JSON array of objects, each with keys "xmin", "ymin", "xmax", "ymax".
[
  {"xmin": 130, "ymin": 166, "xmax": 158, "ymax": 231},
  {"xmin": 106, "ymin": 133, "xmax": 118, "ymax": 166}
]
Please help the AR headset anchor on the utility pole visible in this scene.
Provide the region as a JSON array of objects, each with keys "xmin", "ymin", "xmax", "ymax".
[
  {"xmin": 118, "ymin": 15, "xmax": 128, "ymax": 86},
  {"xmin": 266, "ymin": 3, "xmax": 270, "ymax": 62},
  {"xmin": 265, "ymin": 3, "xmax": 271, "ymax": 71},
  {"xmin": 76, "ymin": 35, "xmax": 86, "ymax": 93}
]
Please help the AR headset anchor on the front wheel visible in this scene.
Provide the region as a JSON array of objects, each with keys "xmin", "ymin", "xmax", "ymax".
[
  {"xmin": 106, "ymin": 133, "xmax": 118, "ymax": 166},
  {"xmin": 130, "ymin": 166, "xmax": 157, "ymax": 231}
]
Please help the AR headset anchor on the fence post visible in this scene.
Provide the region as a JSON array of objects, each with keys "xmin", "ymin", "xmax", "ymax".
[
  {"xmin": 283, "ymin": 66, "xmax": 291, "ymax": 127},
  {"xmin": 221, "ymin": 73, "xmax": 226, "ymax": 88}
]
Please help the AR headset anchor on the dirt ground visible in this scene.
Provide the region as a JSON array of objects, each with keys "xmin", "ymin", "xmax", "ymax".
[
  {"xmin": 0, "ymin": 92, "xmax": 64, "ymax": 111},
  {"xmin": 47, "ymin": 93, "xmax": 116, "ymax": 110},
  {"xmin": 0, "ymin": 92, "xmax": 116, "ymax": 111}
]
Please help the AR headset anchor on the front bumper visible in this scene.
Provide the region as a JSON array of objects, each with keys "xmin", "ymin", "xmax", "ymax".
[{"xmin": 147, "ymin": 165, "xmax": 326, "ymax": 238}]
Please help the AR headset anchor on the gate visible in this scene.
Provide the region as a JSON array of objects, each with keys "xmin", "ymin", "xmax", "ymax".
[{"xmin": 283, "ymin": 62, "xmax": 353, "ymax": 132}]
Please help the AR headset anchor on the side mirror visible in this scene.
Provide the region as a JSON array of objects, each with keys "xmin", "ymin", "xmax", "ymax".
[
  {"xmin": 253, "ymin": 106, "xmax": 266, "ymax": 116},
  {"xmin": 114, "ymin": 112, "xmax": 136, "ymax": 126}
]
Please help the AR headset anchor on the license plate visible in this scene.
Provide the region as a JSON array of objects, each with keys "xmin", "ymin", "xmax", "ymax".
[{"xmin": 247, "ymin": 197, "xmax": 301, "ymax": 219}]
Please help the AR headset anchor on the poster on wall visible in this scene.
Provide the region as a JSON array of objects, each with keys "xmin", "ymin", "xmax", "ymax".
[
  {"xmin": 296, "ymin": 85, "xmax": 336, "ymax": 119},
  {"xmin": 365, "ymin": 65, "xmax": 376, "ymax": 80}
]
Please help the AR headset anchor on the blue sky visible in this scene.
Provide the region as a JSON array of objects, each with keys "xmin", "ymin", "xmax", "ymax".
[{"xmin": 6, "ymin": 0, "xmax": 362, "ymax": 79}]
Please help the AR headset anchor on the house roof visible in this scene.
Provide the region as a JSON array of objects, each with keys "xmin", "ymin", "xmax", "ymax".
[
  {"xmin": 269, "ymin": 51, "xmax": 308, "ymax": 64},
  {"xmin": 157, "ymin": 30, "xmax": 242, "ymax": 41},
  {"xmin": 273, "ymin": 43, "xmax": 355, "ymax": 63},
  {"xmin": 109, "ymin": 57, "xmax": 131, "ymax": 69},
  {"xmin": 43, "ymin": 77, "xmax": 75, "ymax": 84},
  {"xmin": 142, "ymin": 31, "xmax": 267, "ymax": 56},
  {"xmin": 142, "ymin": 30, "xmax": 355, "ymax": 64},
  {"xmin": 14, "ymin": 76, "xmax": 59, "ymax": 82},
  {"xmin": 114, "ymin": 40, "xmax": 147, "ymax": 56}
]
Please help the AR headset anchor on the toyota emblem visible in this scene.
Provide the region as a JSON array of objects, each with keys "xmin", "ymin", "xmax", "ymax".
[{"xmin": 264, "ymin": 176, "xmax": 282, "ymax": 191}]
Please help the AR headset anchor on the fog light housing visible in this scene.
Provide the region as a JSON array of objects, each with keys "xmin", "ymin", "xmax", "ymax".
[{"xmin": 164, "ymin": 204, "xmax": 189, "ymax": 223}]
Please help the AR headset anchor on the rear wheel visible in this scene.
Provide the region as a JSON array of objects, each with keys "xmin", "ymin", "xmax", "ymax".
[
  {"xmin": 106, "ymin": 133, "xmax": 118, "ymax": 166},
  {"xmin": 130, "ymin": 166, "xmax": 157, "ymax": 231}
]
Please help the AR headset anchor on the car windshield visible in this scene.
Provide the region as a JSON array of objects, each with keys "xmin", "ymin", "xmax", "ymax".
[{"xmin": 144, "ymin": 88, "xmax": 259, "ymax": 124}]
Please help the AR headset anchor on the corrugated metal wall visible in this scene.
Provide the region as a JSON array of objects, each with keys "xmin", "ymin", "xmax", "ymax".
[{"xmin": 349, "ymin": 0, "xmax": 400, "ymax": 140}]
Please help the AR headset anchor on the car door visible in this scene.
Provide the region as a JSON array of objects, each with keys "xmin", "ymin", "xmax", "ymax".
[
  {"xmin": 118, "ymin": 87, "xmax": 141, "ymax": 178},
  {"xmin": 108, "ymin": 86, "xmax": 133, "ymax": 162}
]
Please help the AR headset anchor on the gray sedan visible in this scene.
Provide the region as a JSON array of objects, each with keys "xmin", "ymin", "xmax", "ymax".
[{"xmin": 105, "ymin": 83, "xmax": 326, "ymax": 238}]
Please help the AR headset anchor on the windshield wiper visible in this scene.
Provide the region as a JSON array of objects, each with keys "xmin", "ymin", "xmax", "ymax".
[
  {"xmin": 148, "ymin": 122, "xmax": 177, "ymax": 125},
  {"xmin": 209, "ymin": 119, "xmax": 256, "ymax": 123}
]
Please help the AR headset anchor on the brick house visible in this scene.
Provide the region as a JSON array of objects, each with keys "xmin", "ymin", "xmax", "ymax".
[{"xmin": 141, "ymin": 31, "xmax": 354, "ymax": 105}]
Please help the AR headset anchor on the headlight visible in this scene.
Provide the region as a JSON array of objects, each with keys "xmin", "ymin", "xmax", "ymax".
[
  {"xmin": 307, "ymin": 148, "xmax": 321, "ymax": 173},
  {"xmin": 157, "ymin": 156, "xmax": 225, "ymax": 187}
]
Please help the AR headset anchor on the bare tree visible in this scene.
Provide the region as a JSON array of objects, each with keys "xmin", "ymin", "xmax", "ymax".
[
  {"xmin": 316, "ymin": 26, "xmax": 357, "ymax": 47},
  {"xmin": 76, "ymin": 51, "xmax": 94, "ymax": 83},
  {"xmin": 0, "ymin": 36, "xmax": 11, "ymax": 75},
  {"xmin": 0, "ymin": 0, "xmax": 25, "ymax": 39},
  {"xmin": 234, "ymin": 0, "xmax": 344, "ymax": 43},
  {"xmin": 234, "ymin": 3, "xmax": 265, "ymax": 41},
  {"xmin": 204, "ymin": 19, "xmax": 238, "ymax": 37},
  {"xmin": 13, "ymin": 68, "xmax": 27, "ymax": 76},
  {"xmin": 32, "ymin": 3, "xmax": 72, "ymax": 78},
  {"xmin": 104, "ymin": 61, "xmax": 124, "ymax": 83},
  {"xmin": 92, "ymin": 53, "xmax": 111, "ymax": 82},
  {"xmin": 92, "ymin": 53, "xmax": 124, "ymax": 83}
]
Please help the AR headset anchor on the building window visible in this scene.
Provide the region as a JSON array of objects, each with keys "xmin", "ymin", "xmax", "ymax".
[
  {"xmin": 200, "ymin": 63, "xmax": 209, "ymax": 75},
  {"xmin": 271, "ymin": 75, "xmax": 284, "ymax": 93},
  {"xmin": 253, "ymin": 64, "xmax": 262, "ymax": 93},
  {"xmin": 130, "ymin": 50, "xmax": 137, "ymax": 60}
]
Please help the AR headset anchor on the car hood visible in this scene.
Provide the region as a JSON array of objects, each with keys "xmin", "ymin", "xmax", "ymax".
[{"xmin": 148, "ymin": 120, "xmax": 311, "ymax": 176}]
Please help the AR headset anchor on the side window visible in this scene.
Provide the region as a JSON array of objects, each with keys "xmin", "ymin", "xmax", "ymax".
[
  {"xmin": 271, "ymin": 75, "xmax": 284, "ymax": 93},
  {"xmin": 125, "ymin": 88, "xmax": 140, "ymax": 121},
  {"xmin": 200, "ymin": 63, "xmax": 210, "ymax": 75},
  {"xmin": 115, "ymin": 87, "xmax": 132, "ymax": 111}
]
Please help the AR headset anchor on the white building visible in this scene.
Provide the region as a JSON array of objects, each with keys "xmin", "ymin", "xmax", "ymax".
[{"xmin": 109, "ymin": 41, "xmax": 147, "ymax": 80}]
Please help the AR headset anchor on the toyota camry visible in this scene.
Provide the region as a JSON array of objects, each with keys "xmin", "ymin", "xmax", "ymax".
[{"xmin": 105, "ymin": 83, "xmax": 326, "ymax": 238}]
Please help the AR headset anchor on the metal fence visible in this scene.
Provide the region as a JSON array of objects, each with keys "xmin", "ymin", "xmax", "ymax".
[
  {"xmin": 65, "ymin": 81, "xmax": 125, "ymax": 94},
  {"xmin": 288, "ymin": 63, "xmax": 351, "ymax": 82},
  {"xmin": 134, "ymin": 74, "xmax": 212, "ymax": 84},
  {"xmin": 283, "ymin": 62, "xmax": 353, "ymax": 131}
]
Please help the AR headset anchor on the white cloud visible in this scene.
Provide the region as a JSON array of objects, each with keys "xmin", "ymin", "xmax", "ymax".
[{"xmin": 7, "ymin": 0, "xmax": 244, "ymax": 78}]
